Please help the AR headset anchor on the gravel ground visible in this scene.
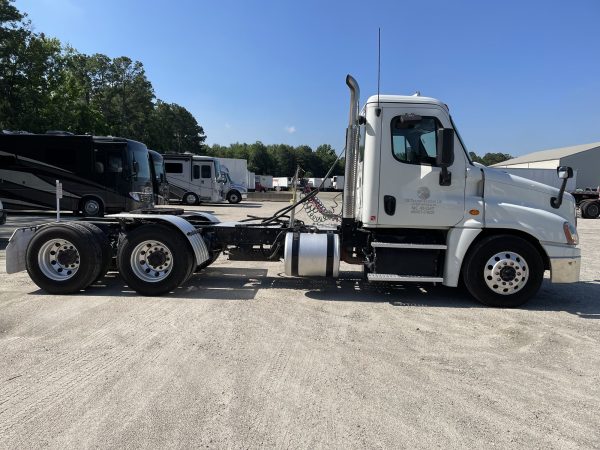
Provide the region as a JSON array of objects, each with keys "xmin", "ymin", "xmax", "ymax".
[{"xmin": 0, "ymin": 196, "xmax": 599, "ymax": 449}]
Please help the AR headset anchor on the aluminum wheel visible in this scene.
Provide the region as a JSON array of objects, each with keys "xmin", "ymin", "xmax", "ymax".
[
  {"xmin": 37, "ymin": 239, "xmax": 80, "ymax": 281},
  {"xmin": 129, "ymin": 240, "xmax": 173, "ymax": 282},
  {"xmin": 483, "ymin": 251, "xmax": 529, "ymax": 295},
  {"xmin": 83, "ymin": 199, "xmax": 101, "ymax": 216}
]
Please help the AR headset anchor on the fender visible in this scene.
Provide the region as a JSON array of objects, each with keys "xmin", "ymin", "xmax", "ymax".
[
  {"xmin": 443, "ymin": 227, "xmax": 482, "ymax": 287},
  {"xmin": 108, "ymin": 213, "xmax": 210, "ymax": 266}
]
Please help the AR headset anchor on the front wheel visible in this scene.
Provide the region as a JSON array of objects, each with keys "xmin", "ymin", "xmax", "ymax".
[
  {"xmin": 117, "ymin": 224, "xmax": 194, "ymax": 296},
  {"xmin": 462, "ymin": 235, "xmax": 544, "ymax": 308},
  {"xmin": 227, "ymin": 190, "xmax": 241, "ymax": 204}
]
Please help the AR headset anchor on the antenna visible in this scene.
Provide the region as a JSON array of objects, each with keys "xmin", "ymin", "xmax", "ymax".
[{"xmin": 376, "ymin": 27, "xmax": 381, "ymax": 117}]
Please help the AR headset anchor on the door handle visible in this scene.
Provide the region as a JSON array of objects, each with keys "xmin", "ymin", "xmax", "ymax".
[{"xmin": 384, "ymin": 195, "xmax": 396, "ymax": 215}]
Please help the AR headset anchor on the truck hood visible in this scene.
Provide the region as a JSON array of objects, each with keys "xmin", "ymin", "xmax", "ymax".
[{"xmin": 482, "ymin": 166, "xmax": 576, "ymax": 224}]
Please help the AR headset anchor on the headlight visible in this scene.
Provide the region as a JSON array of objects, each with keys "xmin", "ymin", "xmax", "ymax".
[
  {"xmin": 563, "ymin": 222, "xmax": 578, "ymax": 245},
  {"xmin": 129, "ymin": 192, "xmax": 141, "ymax": 202}
]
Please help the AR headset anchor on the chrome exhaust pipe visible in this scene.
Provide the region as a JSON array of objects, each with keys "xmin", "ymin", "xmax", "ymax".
[{"xmin": 343, "ymin": 74, "xmax": 360, "ymax": 219}]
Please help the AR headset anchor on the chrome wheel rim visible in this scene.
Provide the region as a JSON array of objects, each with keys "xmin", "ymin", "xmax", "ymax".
[
  {"xmin": 185, "ymin": 194, "xmax": 196, "ymax": 204},
  {"xmin": 130, "ymin": 240, "xmax": 173, "ymax": 282},
  {"xmin": 38, "ymin": 239, "xmax": 80, "ymax": 281},
  {"xmin": 484, "ymin": 251, "xmax": 529, "ymax": 295}
]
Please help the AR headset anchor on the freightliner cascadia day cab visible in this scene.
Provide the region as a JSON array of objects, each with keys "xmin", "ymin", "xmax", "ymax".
[
  {"xmin": 0, "ymin": 132, "xmax": 154, "ymax": 216},
  {"xmin": 5, "ymin": 76, "xmax": 581, "ymax": 307}
]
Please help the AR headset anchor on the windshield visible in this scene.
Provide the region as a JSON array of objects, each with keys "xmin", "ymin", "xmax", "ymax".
[
  {"xmin": 127, "ymin": 142, "xmax": 151, "ymax": 182},
  {"xmin": 151, "ymin": 155, "xmax": 165, "ymax": 181},
  {"xmin": 449, "ymin": 115, "xmax": 473, "ymax": 165}
]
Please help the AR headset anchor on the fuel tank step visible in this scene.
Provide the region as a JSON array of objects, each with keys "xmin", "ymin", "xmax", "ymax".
[
  {"xmin": 371, "ymin": 242, "xmax": 447, "ymax": 250},
  {"xmin": 367, "ymin": 273, "xmax": 443, "ymax": 283}
]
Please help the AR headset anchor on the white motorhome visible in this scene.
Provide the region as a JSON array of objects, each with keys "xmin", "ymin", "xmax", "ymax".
[{"xmin": 163, "ymin": 154, "xmax": 224, "ymax": 204}]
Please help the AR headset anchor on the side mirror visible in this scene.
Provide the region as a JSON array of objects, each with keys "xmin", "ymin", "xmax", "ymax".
[
  {"xmin": 436, "ymin": 128, "xmax": 454, "ymax": 186},
  {"xmin": 132, "ymin": 160, "xmax": 139, "ymax": 175},
  {"xmin": 557, "ymin": 166, "xmax": 573, "ymax": 179},
  {"xmin": 436, "ymin": 128, "xmax": 454, "ymax": 167},
  {"xmin": 551, "ymin": 166, "xmax": 573, "ymax": 209}
]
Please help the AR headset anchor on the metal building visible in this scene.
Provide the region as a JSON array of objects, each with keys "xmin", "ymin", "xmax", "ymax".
[{"xmin": 492, "ymin": 142, "xmax": 600, "ymax": 189}]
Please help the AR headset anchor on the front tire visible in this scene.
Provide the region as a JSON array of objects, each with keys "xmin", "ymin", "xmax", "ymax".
[
  {"xmin": 117, "ymin": 224, "xmax": 194, "ymax": 296},
  {"xmin": 227, "ymin": 190, "xmax": 241, "ymax": 204},
  {"xmin": 462, "ymin": 235, "xmax": 544, "ymax": 308}
]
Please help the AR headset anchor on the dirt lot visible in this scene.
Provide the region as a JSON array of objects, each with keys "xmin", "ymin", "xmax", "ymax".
[{"xmin": 1, "ymin": 197, "xmax": 599, "ymax": 448}]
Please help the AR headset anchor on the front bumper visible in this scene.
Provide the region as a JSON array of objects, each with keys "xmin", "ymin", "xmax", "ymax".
[{"xmin": 543, "ymin": 242, "xmax": 581, "ymax": 283}]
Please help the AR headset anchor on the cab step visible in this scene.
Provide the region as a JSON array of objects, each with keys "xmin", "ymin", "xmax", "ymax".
[
  {"xmin": 371, "ymin": 242, "xmax": 447, "ymax": 250},
  {"xmin": 367, "ymin": 273, "xmax": 444, "ymax": 283}
]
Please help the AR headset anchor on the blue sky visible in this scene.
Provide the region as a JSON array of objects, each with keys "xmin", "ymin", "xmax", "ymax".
[{"xmin": 15, "ymin": 0, "xmax": 600, "ymax": 156}]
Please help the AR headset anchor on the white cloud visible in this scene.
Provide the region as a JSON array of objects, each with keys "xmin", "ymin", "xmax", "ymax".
[{"xmin": 285, "ymin": 125, "xmax": 296, "ymax": 134}]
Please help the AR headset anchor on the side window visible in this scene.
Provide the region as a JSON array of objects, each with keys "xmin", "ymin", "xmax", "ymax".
[
  {"xmin": 201, "ymin": 165, "xmax": 211, "ymax": 179},
  {"xmin": 165, "ymin": 163, "xmax": 183, "ymax": 174},
  {"xmin": 193, "ymin": 165, "xmax": 200, "ymax": 179},
  {"xmin": 391, "ymin": 116, "xmax": 438, "ymax": 166}
]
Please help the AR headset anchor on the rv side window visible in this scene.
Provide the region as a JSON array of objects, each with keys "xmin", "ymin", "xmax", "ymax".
[
  {"xmin": 391, "ymin": 116, "xmax": 439, "ymax": 166},
  {"xmin": 165, "ymin": 163, "xmax": 183, "ymax": 173},
  {"xmin": 201, "ymin": 165, "xmax": 211, "ymax": 179},
  {"xmin": 45, "ymin": 147, "xmax": 78, "ymax": 172},
  {"xmin": 193, "ymin": 165, "xmax": 200, "ymax": 179}
]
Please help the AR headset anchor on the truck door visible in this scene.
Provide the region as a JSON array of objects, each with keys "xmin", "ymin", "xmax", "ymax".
[
  {"xmin": 192, "ymin": 162, "xmax": 214, "ymax": 200},
  {"xmin": 376, "ymin": 106, "xmax": 466, "ymax": 228}
]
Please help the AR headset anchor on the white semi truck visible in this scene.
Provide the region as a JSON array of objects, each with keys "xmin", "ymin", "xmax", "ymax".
[{"xmin": 5, "ymin": 76, "xmax": 580, "ymax": 307}]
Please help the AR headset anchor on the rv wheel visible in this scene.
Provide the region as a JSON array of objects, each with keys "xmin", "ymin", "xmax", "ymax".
[
  {"xmin": 81, "ymin": 197, "xmax": 104, "ymax": 217},
  {"xmin": 26, "ymin": 223, "xmax": 102, "ymax": 294},
  {"xmin": 462, "ymin": 235, "xmax": 544, "ymax": 308},
  {"xmin": 117, "ymin": 224, "xmax": 194, "ymax": 296},
  {"xmin": 183, "ymin": 192, "xmax": 199, "ymax": 205}
]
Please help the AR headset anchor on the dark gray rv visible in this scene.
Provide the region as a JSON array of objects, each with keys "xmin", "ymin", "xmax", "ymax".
[{"xmin": 0, "ymin": 132, "xmax": 154, "ymax": 216}]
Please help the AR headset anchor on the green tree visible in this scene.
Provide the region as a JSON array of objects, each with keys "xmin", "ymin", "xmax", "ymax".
[
  {"xmin": 147, "ymin": 100, "xmax": 206, "ymax": 153},
  {"xmin": 470, "ymin": 151, "xmax": 513, "ymax": 166}
]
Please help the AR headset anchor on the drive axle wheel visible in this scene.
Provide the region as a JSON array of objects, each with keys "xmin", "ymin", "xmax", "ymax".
[
  {"xmin": 117, "ymin": 224, "xmax": 194, "ymax": 296},
  {"xmin": 462, "ymin": 235, "xmax": 544, "ymax": 308},
  {"xmin": 26, "ymin": 223, "xmax": 102, "ymax": 294}
]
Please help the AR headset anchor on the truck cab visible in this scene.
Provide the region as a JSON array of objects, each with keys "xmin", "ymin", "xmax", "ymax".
[{"xmin": 344, "ymin": 80, "xmax": 580, "ymax": 306}]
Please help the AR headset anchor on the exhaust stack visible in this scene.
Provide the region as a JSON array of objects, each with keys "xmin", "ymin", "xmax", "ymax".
[{"xmin": 342, "ymin": 75, "xmax": 360, "ymax": 219}]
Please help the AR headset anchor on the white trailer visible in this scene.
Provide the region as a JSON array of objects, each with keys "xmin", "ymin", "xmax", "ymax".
[
  {"xmin": 255, "ymin": 175, "xmax": 273, "ymax": 192},
  {"xmin": 332, "ymin": 175, "xmax": 345, "ymax": 191},
  {"xmin": 5, "ymin": 74, "xmax": 581, "ymax": 308},
  {"xmin": 247, "ymin": 171, "xmax": 255, "ymax": 191},
  {"xmin": 273, "ymin": 177, "xmax": 291, "ymax": 191}
]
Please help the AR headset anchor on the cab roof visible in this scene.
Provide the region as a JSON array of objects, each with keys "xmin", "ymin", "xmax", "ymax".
[{"xmin": 366, "ymin": 94, "xmax": 448, "ymax": 110}]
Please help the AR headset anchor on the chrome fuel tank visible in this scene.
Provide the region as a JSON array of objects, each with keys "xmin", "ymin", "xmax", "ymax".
[{"xmin": 284, "ymin": 232, "xmax": 340, "ymax": 277}]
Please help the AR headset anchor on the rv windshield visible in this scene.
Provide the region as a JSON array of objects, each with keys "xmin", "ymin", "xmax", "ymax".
[
  {"xmin": 213, "ymin": 159, "xmax": 222, "ymax": 177},
  {"xmin": 128, "ymin": 142, "xmax": 151, "ymax": 182}
]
